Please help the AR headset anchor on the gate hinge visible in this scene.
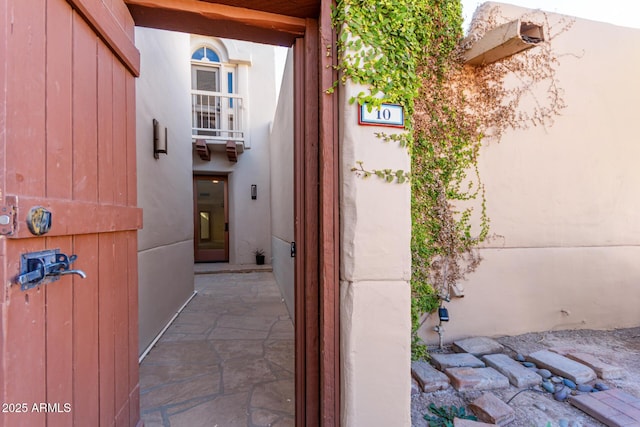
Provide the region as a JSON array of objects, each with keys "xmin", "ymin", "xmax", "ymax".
[{"xmin": 0, "ymin": 203, "xmax": 17, "ymax": 236}]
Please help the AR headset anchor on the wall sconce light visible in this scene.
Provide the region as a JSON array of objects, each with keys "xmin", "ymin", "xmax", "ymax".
[
  {"xmin": 153, "ymin": 119, "xmax": 168, "ymax": 159},
  {"xmin": 251, "ymin": 184, "xmax": 257, "ymax": 200}
]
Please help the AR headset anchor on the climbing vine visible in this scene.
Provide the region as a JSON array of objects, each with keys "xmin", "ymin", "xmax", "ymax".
[{"xmin": 332, "ymin": 1, "xmax": 570, "ymax": 359}]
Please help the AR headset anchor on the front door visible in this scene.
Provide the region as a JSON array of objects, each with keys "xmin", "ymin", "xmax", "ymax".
[
  {"xmin": 193, "ymin": 176, "xmax": 229, "ymax": 262},
  {"xmin": 0, "ymin": 1, "xmax": 142, "ymax": 426}
]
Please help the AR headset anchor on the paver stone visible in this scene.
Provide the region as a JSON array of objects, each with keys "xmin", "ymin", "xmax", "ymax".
[
  {"xmin": 469, "ymin": 393, "xmax": 515, "ymax": 426},
  {"xmin": 527, "ymin": 350, "xmax": 596, "ymax": 384},
  {"xmin": 445, "ymin": 367, "xmax": 509, "ymax": 392},
  {"xmin": 412, "ymin": 361, "xmax": 450, "ymax": 392},
  {"xmin": 482, "ymin": 353, "xmax": 541, "ymax": 388},
  {"xmin": 570, "ymin": 389, "xmax": 640, "ymax": 427},
  {"xmin": 431, "ymin": 353, "xmax": 485, "ymax": 371},
  {"xmin": 453, "ymin": 337, "xmax": 505, "ymax": 356}
]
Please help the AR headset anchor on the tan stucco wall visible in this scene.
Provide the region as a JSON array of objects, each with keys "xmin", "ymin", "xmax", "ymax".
[
  {"xmin": 418, "ymin": 3, "xmax": 640, "ymax": 345},
  {"xmin": 269, "ymin": 49, "xmax": 295, "ymax": 319},
  {"xmin": 340, "ymin": 83, "xmax": 412, "ymax": 426},
  {"xmin": 135, "ymin": 27, "xmax": 195, "ymax": 353},
  {"xmin": 192, "ymin": 37, "xmax": 276, "ymax": 264}
]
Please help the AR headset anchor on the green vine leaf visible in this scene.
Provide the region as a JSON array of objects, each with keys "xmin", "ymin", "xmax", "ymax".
[{"xmin": 333, "ymin": 0, "xmax": 569, "ymax": 360}]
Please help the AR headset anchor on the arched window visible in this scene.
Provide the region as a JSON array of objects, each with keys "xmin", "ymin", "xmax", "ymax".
[
  {"xmin": 191, "ymin": 43, "xmax": 241, "ymax": 141},
  {"xmin": 191, "ymin": 46, "xmax": 220, "ymax": 62}
]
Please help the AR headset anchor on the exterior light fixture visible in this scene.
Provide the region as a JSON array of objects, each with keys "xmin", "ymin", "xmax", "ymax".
[
  {"xmin": 153, "ymin": 119, "xmax": 168, "ymax": 159},
  {"xmin": 251, "ymin": 184, "xmax": 257, "ymax": 200},
  {"xmin": 438, "ymin": 306, "xmax": 449, "ymax": 322}
]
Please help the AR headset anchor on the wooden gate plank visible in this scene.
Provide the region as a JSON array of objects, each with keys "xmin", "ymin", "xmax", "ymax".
[
  {"xmin": 72, "ymin": 13, "xmax": 99, "ymax": 203},
  {"xmin": 127, "ymin": 232, "xmax": 140, "ymax": 426},
  {"xmin": 72, "ymin": 234, "xmax": 100, "ymax": 426},
  {"xmin": 114, "ymin": 232, "xmax": 130, "ymax": 427},
  {"xmin": 98, "ymin": 233, "xmax": 116, "ymax": 426},
  {"xmin": 45, "ymin": 236, "xmax": 74, "ymax": 427},
  {"xmin": 126, "ymin": 72, "xmax": 137, "ymax": 206},
  {"xmin": 4, "ymin": 240, "xmax": 47, "ymax": 427},
  {"xmin": 4, "ymin": 2, "xmax": 47, "ymax": 426},
  {"xmin": 113, "ymin": 63, "xmax": 128, "ymax": 205},
  {"xmin": 6, "ymin": 0, "xmax": 46, "ymax": 198},
  {"xmin": 44, "ymin": 3, "xmax": 75, "ymax": 426},
  {"xmin": 66, "ymin": 0, "xmax": 140, "ymax": 76},
  {"xmin": 46, "ymin": 0, "xmax": 74, "ymax": 200},
  {"xmin": 98, "ymin": 43, "xmax": 116, "ymax": 204}
]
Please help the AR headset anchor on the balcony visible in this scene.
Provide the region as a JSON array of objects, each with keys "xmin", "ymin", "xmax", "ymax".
[{"xmin": 191, "ymin": 90, "xmax": 246, "ymax": 156}]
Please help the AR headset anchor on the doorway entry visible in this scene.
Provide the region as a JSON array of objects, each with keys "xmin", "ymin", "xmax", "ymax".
[{"xmin": 194, "ymin": 175, "xmax": 229, "ymax": 262}]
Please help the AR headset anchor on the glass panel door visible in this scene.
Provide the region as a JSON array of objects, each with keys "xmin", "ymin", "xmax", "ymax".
[{"xmin": 194, "ymin": 176, "xmax": 228, "ymax": 262}]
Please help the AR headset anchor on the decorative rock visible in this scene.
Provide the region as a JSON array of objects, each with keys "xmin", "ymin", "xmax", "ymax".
[
  {"xmin": 554, "ymin": 388, "xmax": 570, "ymax": 402},
  {"xmin": 569, "ymin": 421, "xmax": 582, "ymax": 427},
  {"xmin": 482, "ymin": 354, "xmax": 542, "ymax": 388},
  {"xmin": 431, "ymin": 353, "xmax": 486, "ymax": 371},
  {"xmin": 445, "ymin": 367, "xmax": 510, "ymax": 392},
  {"xmin": 516, "ymin": 354, "xmax": 526, "ymax": 362},
  {"xmin": 469, "ymin": 392, "xmax": 516, "ymax": 426},
  {"xmin": 593, "ymin": 382, "xmax": 609, "ymax": 391},
  {"xmin": 411, "ymin": 361, "xmax": 450, "ymax": 392},
  {"xmin": 452, "ymin": 337, "xmax": 505, "ymax": 357},
  {"xmin": 551, "ymin": 376, "xmax": 563, "ymax": 384},
  {"xmin": 577, "ymin": 384, "xmax": 593, "ymax": 393},
  {"xmin": 537, "ymin": 369, "xmax": 552, "ymax": 379},
  {"xmin": 522, "ymin": 362, "xmax": 536, "ymax": 368},
  {"xmin": 542, "ymin": 381, "xmax": 555, "ymax": 393},
  {"xmin": 559, "ymin": 419, "xmax": 569, "ymax": 427},
  {"xmin": 563, "ymin": 379, "xmax": 577, "ymax": 390},
  {"xmin": 527, "ymin": 350, "xmax": 597, "ymax": 384}
]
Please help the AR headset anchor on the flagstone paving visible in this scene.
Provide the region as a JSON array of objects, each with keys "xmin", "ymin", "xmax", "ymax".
[{"xmin": 140, "ymin": 270, "xmax": 294, "ymax": 427}]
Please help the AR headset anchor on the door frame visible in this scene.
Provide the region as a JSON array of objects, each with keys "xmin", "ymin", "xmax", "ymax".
[
  {"xmin": 193, "ymin": 175, "xmax": 229, "ymax": 262},
  {"xmin": 124, "ymin": 1, "xmax": 340, "ymax": 425}
]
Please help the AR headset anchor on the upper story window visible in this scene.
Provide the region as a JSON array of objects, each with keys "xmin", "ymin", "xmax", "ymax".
[
  {"xmin": 191, "ymin": 47, "xmax": 220, "ymax": 62},
  {"xmin": 191, "ymin": 44, "xmax": 243, "ymax": 142}
]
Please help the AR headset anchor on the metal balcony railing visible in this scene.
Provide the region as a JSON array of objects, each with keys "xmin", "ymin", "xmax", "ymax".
[{"xmin": 191, "ymin": 90, "xmax": 244, "ymax": 142}]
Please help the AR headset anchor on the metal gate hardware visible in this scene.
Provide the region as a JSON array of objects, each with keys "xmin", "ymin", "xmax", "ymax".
[
  {"xmin": 16, "ymin": 249, "xmax": 87, "ymax": 291},
  {"xmin": 26, "ymin": 206, "xmax": 52, "ymax": 236},
  {"xmin": 0, "ymin": 204, "xmax": 16, "ymax": 236}
]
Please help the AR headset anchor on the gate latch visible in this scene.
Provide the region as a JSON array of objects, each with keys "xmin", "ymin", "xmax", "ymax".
[
  {"xmin": 0, "ymin": 204, "xmax": 16, "ymax": 236},
  {"xmin": 15, "ymin": 249, "xmax": 87, "ymax": 291}
]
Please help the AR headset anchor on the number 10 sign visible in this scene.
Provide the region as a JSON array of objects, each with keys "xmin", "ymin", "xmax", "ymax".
[{"xmin": 358, "ymin": 103, "xmax": 404, "ymax": 128}]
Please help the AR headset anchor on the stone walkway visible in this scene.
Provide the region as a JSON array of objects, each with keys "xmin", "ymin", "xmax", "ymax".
[{"xmin": 139, "ymin": 270, "xmax": 294, "ymax": 427}]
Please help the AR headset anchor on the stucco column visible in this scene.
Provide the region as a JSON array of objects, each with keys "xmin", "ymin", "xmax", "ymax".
[{"xmin": 339, "ymin": 83, "xmax": 412, "ymax": 427}]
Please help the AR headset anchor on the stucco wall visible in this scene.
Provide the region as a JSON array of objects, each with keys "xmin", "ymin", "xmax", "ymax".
[
  {"xmin": 269, "ymin": 49, "xmax": 295, "ymax": 319},
  {"xmin": 418, "ymin": 3, "xmax": 640, "ymax": 344},
  {"xmin": 135, "ymin": 27, "xmax": 195, "ymax": 354},
  {"xmin": 192, "ymin": 37, "xmax": 275, "ymax": 265},
  {"xmin": 340, "ymin": 82, "xmax": 412, "ymax": 426}
]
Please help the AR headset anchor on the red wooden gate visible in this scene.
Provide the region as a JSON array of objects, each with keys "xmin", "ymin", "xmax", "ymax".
[{"xmin": 0, "ymin": 1, "xmax": 142, "ymax": 426}]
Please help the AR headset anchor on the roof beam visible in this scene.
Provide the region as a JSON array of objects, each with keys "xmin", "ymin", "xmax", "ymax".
[{"xmin": 124, "ymin": 0, "xmax": 306, "ymax": 46}]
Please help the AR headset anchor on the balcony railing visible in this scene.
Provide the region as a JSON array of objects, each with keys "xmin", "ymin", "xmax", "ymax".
[{"xmin": 191, "ymin": 90, "xmax": 244, "ymax": 142}]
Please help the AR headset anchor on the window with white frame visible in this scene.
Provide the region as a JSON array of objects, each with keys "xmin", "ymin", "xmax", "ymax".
[{"xmin": 191, "ymin": 45, "xmax": 242, "ymax": 141}]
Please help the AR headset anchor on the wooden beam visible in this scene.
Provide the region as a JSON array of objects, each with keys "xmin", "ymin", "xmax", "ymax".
[
  {"xmin": 125, "ymin": 0, "xmax": 306, "ymax": 46},
  {"xmin": 463, "ymin": 19, "xmax": 544, "ymax": 66},
  {"xmin": 67, "ymin": 0, "xmax": 140, "ymax": 76}
]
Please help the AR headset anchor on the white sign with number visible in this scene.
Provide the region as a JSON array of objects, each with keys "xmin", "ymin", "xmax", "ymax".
[{"xmin": 358, "ymin": 103, "xmax": 404, "ymax": 128}]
